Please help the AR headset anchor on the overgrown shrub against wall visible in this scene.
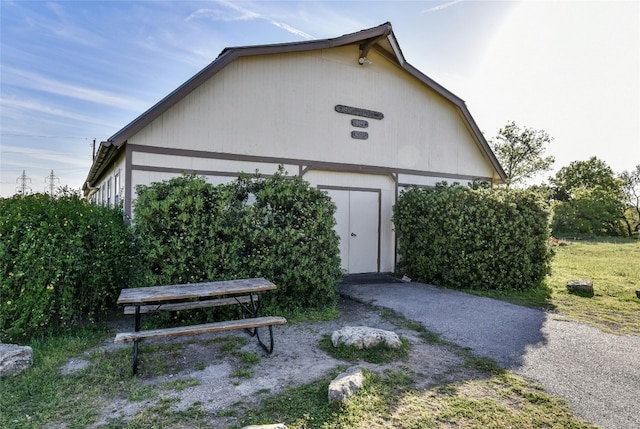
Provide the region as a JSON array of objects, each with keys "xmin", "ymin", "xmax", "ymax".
[
  {"xmin": 0, "ymin": 194, "xmax": 135, "ymax": 342},
  {"xmin": 393, "ymin": 184, "xmax": 552, "ymax": 291},
  {"xmin": 133, "ymin": 171, "xmax": 342, "ymax": 313}
]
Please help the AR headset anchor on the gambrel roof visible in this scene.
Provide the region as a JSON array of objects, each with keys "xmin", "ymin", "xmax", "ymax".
[{"xmin": 85, "ymin": 22, "xmax": 506, "ymax": 190}]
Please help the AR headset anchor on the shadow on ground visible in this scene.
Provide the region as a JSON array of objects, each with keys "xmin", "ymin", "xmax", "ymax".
[{"xmin": 339, "ymin": 276, "xmax": 548, "ymax": 369}]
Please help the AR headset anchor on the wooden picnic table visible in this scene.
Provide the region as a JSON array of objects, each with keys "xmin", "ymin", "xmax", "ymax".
[
  {"xmin": 114, "ymin": 277, "xmax": 286, "ymax": 375},
  {"xmin": 117, "ymin": 277, "xmax": 278, "ymax": 304}
]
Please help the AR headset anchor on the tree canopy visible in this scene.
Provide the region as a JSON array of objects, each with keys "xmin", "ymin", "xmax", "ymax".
[
  {"xmin": 550, "ymin": 157, "xmax": 628, "ymax": 236},
  {"xmin": 549, "ymin": 156, "xmax": 622, "ymax": 202},
  {"xmin": 489, "ymin": 121, "xmax": 555, "ymax": 188}
]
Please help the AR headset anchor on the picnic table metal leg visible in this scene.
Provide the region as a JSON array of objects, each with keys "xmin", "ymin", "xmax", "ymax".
[
  {"xmin": 238, "ymin": 294, "xmax": 260, "ymax": 337},
  {"xmin": 133, "ymin": 305, "xmax": 141, "ymax": 375},
  {"xmin": 255, "ymin": 325, "xmax": 275, "ymax": 354},
  {"xmin": 133, "ymin": 341, "xmax": 139, "ymax": 375},
  {"xmin": 236, "ymin": 295, "xmax": 275, "ymax": 353},
  {"xmin": 134, "ymin": 305, "xmax": 141, "ymax": 331}
]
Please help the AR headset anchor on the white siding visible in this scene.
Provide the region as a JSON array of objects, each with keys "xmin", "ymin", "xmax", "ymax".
[
  {"xmin": 91, "ymin": 39, "xmax": 501, "ymax": 273},
  {"xmin": 131, "ymin": 151, "xmax": 298, "ymax": 177},
  {"xmin": 128, "ymin": 45, "xmax": 495, "ymax": 180},
  {"xmin": 90, "ymin": 154, "xmax": 126, "ymax": 207}
]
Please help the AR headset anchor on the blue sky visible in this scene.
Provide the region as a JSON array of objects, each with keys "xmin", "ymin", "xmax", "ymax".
[{"xmin": 1, "ymin": 0, "xmax": 638, "ymax": 197}]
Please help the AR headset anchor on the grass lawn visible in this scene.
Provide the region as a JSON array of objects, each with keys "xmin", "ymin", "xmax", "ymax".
[
  {"xmin": 547, "ymin": 238, "xmax": 640, "ymax": 335},
  {"xmin": 470, "ymin": 238, "xmax": 640, "ymax": 335},
  {"xmin": 2, "ymin": 239, "xmax": 634, "ymax": 428}
]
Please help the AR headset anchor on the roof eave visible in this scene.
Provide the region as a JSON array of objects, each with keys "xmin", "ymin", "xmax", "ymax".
[
  {"xmin": 85, "ymin": 21, "xmax": 506, "ymax": 187},
  {"xmin": 83, "ymin": 140, "xmax": 122, "ymax": 192},
  {"xmin": 107, "ymin": 22, "xmax": 397, "ymax": 148}
]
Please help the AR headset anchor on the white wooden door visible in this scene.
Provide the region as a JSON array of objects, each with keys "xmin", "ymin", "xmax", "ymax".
[{"xmin": 325, "ymin": 189, "xmax": 379, "ymax": 273}]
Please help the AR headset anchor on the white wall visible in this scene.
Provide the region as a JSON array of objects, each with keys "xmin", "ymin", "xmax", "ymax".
[
  {"xmin": 129, "ymin": 45, "xmax": 495, "ymax": 180},
  {"xmin": 89, "ymin": 153, "xmax": 126, "ymax": 207}
]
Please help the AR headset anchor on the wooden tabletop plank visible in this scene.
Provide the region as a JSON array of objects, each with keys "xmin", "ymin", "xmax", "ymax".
[{"xmin": 117, "ymin": 277, "xmax": 276, "ymax": 304}]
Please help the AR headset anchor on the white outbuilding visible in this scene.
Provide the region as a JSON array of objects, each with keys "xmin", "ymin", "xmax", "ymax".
[{"xmin": 84, "ymin": 22, "xmax": 506, "ymax": 274}]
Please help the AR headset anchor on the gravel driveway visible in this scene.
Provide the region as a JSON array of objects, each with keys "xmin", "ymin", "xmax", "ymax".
[{"xmin": 340, "ymin": 280, "xmax": 640, "ymax": 429}]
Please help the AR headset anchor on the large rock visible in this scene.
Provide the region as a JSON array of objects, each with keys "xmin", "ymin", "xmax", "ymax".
[
  {"xmin": 567, "ymin": 279, "xmax": 594, "ymax": 293},
  {"xmin": 0, "ymin": 343, "xmax": 33, "ymax": 376},
  {"xmin": 242, "ymin": 425, "xmax": 287, "ymax": 429},
  {"xmin": 328, "ymin": 366, "xmax": 364, "ymax": 402},
  {"xmin": 331, "ymin": 326, "xmax": 401, "ymax": 349}
]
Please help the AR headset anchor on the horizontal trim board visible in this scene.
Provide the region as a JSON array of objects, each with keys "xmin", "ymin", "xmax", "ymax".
[
  {"xmin": 131, "ymin": 165, "xmax": 243, "ymax": 178},
  {"xmin": 318, "ymin": 185, "xmax": 382, "ymax": 193},
  {"xmin": 128, "ymin": 144, "xmax": 491, "ymax": 183}
]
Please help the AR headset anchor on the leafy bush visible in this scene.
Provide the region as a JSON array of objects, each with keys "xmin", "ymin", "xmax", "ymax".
[
  {"xmin": 133, "ymin": 174, "xmax": 247, "ymax": 285},
  {"xmin": 0, "ymin": 194, "xmax": 135, "ymax": 342},
  {"xmin": 392, "ymin": 184, "xmax": 552, "ymax": 291},
  {"xmin": 133, "ymin": 170, "xmax": 342, "ymax": 314}
]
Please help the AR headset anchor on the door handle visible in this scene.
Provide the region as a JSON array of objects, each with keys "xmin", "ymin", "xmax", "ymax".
[{"xmin": 351, "ymin": 232, "xmax": 357, "ymax": 237}]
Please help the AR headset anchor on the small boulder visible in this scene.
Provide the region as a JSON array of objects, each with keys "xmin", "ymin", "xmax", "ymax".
[
  {"xmin": 0, "ymin": 343, "xmax": 33, "ymax": 377},
  {"xmin": 328, "ymin": 366, "xmax": 364, "ymax": 402},
  {"xmin": 331, "ymin": 326, "xmax": 401, "ymax": 350},
  {"xmin": 635, "ymin": 290, "xmax": 640, "ymax": 299},
  {"xmin": 566, "ymin": 279, "xmax": 593, "ymax": 293},
  {"xmin": 242, "ymin": 425, "xmax": 287, "ymax": 429}
]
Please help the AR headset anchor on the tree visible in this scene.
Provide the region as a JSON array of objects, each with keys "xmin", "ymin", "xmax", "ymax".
[
  {"xmin": 489, "ymin": 121, "xmax": 555, "ymax": 187},
  {"xmin": 549, "ymin": 156, "xmax": 622, "ymax": 202},
  {"xmin": 550, "ymin": 157, "xmax": 627, "ymax": 236},
  {"xmin": 620, "ymin": 165, "xmax": 640, "ymax": 235}
]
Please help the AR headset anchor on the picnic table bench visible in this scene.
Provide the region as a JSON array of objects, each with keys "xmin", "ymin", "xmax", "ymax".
[{"xmin": 114, "ymin": 277, "xmax": 287, "ymax": 374}]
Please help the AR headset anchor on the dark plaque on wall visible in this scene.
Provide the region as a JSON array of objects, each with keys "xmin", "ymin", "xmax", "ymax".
[
  {"xmin": 351, "ymin": 119, "xmax": 369, "ymax": 128},
  {"xmin": 335, "ymin": 105, "xmax": 384, "ymax": 120},
  {"xmin": 351, "ymin": 131, "xmax": 369, "ymax": 140}
]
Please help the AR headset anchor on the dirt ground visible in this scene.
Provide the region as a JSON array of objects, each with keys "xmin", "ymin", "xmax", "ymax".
[{"xmin": 62, "ymin": 298, "xmax": 482, "ymax": 428}]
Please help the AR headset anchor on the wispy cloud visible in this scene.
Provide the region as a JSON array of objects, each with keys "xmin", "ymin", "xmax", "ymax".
[
  {"xmin": 1, "ymin": 145, "xmax": 90, "ymax": 169},
  {"xmin": 1, "ymin": 96, "xmax": 113, "ymax": 126},
  {"xmin": 186, "ymin": 0, "xmax": 315, "ymax": 40},
  {"xmin": 15, "ymin": 1, "xmax": 106, "ymax": 48},
  {"xmin": 2, "ymin": 67, "xmax": 150, "ymax": 112},
  {"xmin": 421, "ymin": 0, "xmax": 464, "ymax": 14},
  {"xmin": 269, "ymin": 21, "xmax": 314, "ymax": 40}
]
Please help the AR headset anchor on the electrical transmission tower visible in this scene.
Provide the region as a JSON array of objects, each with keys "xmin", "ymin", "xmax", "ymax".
[
  {"xmin": 15, "ymin": 170, "xmax": 32, "ymax": 195},
  {"xmin": 44, "ymin": 170, "xmax": 60, "ymax": 196}
]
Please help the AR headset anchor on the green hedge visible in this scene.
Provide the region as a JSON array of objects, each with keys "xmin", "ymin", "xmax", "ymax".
[
  {"xmin": 0, "ymin": 194, "xmax": 135, "ymax": 342},
  {"xmin": 133, "ymin": 171, "xmax": 342, "ymax": 313},
  {"xmin": 393, "ymin": 184, "xmax": 552, "ymax": 291}
]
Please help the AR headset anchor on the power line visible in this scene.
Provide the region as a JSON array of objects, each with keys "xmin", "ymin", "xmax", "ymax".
[{"xmin": 1, "ymin": 133, "xmax": 93, "ymax": 140}]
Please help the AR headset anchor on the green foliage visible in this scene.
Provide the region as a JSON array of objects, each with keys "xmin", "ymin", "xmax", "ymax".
[
  {"xmin": 550, "ymin": 157, "xmax": 627, "ymax": 236},
  {"xmin": 550, "ymin": 156, "xmax": 622, "ymax": 202},
  {"xmin": 552, "ymin": 187, "xmax": 627, "ymax": 236},
  {"xmin": 133, "ymin": 170, "xmax": 342, "ymax": 314},
  {"xmin": 392, "ymin": 184, "xmax": 553, "ymax": 291},
  {"xmin": 235, "ymin": 172, "xmax": 343, "ymax": 311},
  {"xmin": 489, "ymin": 121, "xmax": 554, "ymax": 187},
  {"xmin": 0, "ymin": 194, "xmax": 135, "ymax": 343},
  {"xmin": 134, "ymin": 174, "xmax": 247, "ymax": 285},
  {"xmin": 620, "ymin": 165, "xmax": 640, "ymax": 235}
]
